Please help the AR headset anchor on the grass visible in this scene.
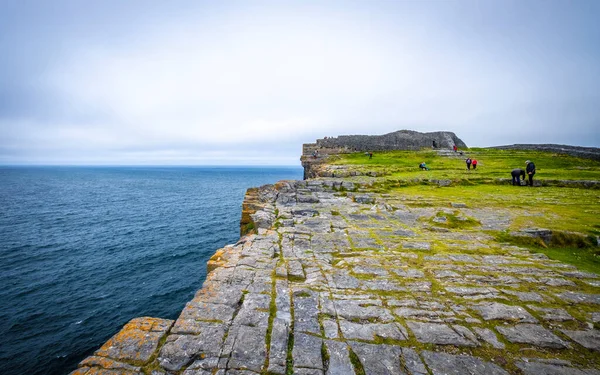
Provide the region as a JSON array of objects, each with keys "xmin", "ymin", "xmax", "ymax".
[
  {"xmin": 329, "ymin": 148, "xmax": 600, "ymax": 181},
  {"xmin": 326, "ymin": 148, "xmax": 600, "ymax": 274}
]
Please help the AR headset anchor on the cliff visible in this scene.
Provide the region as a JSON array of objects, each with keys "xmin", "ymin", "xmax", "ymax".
[{"xmin": 69, "ymin": 135, "xmax": 600, "ymax": 375}]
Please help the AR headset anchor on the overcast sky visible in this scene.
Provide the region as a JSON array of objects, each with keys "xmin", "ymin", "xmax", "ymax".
[{"xmin": 1, "ymin": 0, "xmax": 599, "ymax": 165}]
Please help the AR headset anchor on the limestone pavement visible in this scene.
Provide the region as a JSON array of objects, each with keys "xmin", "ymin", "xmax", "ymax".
[{"xmin": 71, "ymin": 179, "xmax": 600, "ymax": 375}]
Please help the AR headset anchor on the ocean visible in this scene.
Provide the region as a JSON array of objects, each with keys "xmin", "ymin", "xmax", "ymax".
[{"xmin": 0, "ymin": 166, "xmax": 303, "ymax": 375}]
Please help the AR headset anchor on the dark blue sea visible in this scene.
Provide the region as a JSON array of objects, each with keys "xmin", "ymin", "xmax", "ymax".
[{"xmin": 0, "ymin": 166, "xmax": 302, "ymax": 375}]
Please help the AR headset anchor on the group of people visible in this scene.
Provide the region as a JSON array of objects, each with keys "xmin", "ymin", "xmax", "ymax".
[
  {"xmin": 511, "ymin": 160, "xmax": 536, "ymax": 186},
  {"xmin": 465, "ymin": 158, "xmax": 478, "ymax": 170},
  {"xmin": 418, "ymin": 154, "xmax": 537, "ymax": 186}
]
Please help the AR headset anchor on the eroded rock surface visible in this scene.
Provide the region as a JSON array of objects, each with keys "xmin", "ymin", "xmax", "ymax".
[{"xmin": 71, "ymin": 180, "xmax": 600, "ymax": 374}]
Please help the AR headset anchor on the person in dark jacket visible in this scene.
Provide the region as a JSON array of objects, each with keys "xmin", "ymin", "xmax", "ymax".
[
  {"xmin": 465, "ymin": 158, "xmax": 472, "ymax": 170},
  {"xmin": 511, "ymin": 169, "xmax": 526, "ymax": 186},
  {"xmin": 525, "ymin": 160, "xmax": 536, "ymax": 186}
]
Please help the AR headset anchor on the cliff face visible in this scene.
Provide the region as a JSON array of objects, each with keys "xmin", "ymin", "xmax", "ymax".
[{"xmin": 301, "ymin": 129, "xmax": 467, "ymax": 179}]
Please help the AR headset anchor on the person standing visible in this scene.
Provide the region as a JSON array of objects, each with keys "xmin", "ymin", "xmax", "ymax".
[
  {"xmin": 453, "ymin": 145, "xmax": 457, "ymax": 152},
  {"xmin": 511, "ymin": 169, "xmax": 526, "ymax": 186},
  {"xmin": 465, "ymin": 157, "xmax": 472, "ymax": 170},
  {"xmin": 525, "ymin": 160, "xmax": 536, "ymax": 186},
  {"xmin": 472, "ymin": 159, "xmax": 478, "ymax": 170}
]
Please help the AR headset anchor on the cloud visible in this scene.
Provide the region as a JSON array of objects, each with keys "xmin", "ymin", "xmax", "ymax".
[{"xmin": 1, "ymin": 0, "xmax": 599, "ymax": 164}]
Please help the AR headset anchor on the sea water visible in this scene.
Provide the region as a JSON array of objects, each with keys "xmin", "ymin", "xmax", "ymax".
[{"xmin": 0, "ymin": 166, "xmax": 302, "ymax": 375}]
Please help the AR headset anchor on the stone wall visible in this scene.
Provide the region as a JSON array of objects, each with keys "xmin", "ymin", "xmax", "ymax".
[
  {"xmin": 314, "ymin": 130, "xmax": 467, "ymax": 151},
  {"xmin": 489, "ymin": 144, "xmax": 600, "ymax": 161},
  {"xmin": 301, "ymin": 130, "xmax": 467, "ymax": 180}
]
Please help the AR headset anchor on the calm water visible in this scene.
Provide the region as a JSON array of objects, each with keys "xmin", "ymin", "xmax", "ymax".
[{"xmin": 0, "ymin": 166, "xmax": 302, "ymax": 375}]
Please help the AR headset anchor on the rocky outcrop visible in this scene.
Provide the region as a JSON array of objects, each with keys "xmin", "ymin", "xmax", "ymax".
[
  {"xmin": 489, "ymin": 144, "xmax": 600, "ymax": 161},
  {"xmin": 70, "ymin": 178, "xmax": 600, "ymax": 374},
  {"xmin": 301, "ymin": 130, "xmax": 467, "ymax": 179}
]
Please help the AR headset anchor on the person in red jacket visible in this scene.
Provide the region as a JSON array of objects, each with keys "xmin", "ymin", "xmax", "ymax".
[{"xmin": 472, "ymin": 159, "xmax": 478, "ymax": 169}]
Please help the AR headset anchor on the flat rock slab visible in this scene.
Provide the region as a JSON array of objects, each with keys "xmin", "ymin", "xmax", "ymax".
[
  {"xmin": 339, "ymin": 320, "xmax": 407, "ymax": 341},
  {"xmin": 349, "ymin": 342, "xmax": 405, "ymax": 375},
  {"xmin": 496, "ymin": 324, "xmax": 569, "ymax": 348},
  {"xmin": 556, "ymin": 292, "xmax": 600, "ymax": 304},
  {"xmin": 473, "ymin": 302, "xmax": 538, "ymax": 323},
  {"xmin": 406, "ymin": 321, "xmax": 478, "ymax": 347},
  {"xmin": 95, "ymin": 317, "xmax": 174, "ymax": 364},
  {"xmin": 561, "ymin": 329, "xmax": 600, "ymax": 351},
  {"xmin": 516, "ymin": 360, "xmax": 600, "ymax": 375},
  {"xmin": 421, "ymin": 351, "xmax": 509, "ymax": 375}
]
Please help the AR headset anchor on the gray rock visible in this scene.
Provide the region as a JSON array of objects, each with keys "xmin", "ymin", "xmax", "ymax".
[
  {"xmin": 348, "ymin": 342, "xmax": 404, "ymax": 375},
  {"xmin": 516, "ymin": 360, "xmax": 598, "ymax": 375},
  {"xmin": 354, "ymin": 194, "xmax": 375, "ymax": 204},
  {"xmin": 322, "ymin": 318, "xmax": 339, "ymax": 339},
  {"xmin": 339, "ymin": 320, "xmax": 407, "ymax": 341},
  {"xmin": 401, "ymin": 347, "xmax": 428, "ymax": 375},
  {"xmin": 293, "ymin": 333, "xmax": 324, "ymax": 370},
  {"xmin": 540, "ymin": 277, "xmax": 577, "ymax": 287},
  {"xmin": 434, "ymin": 270, "xmax": 461, "ymax": 279},
  {"xmin": 501, "ymin": 289, "xmax": 544, "ymax": 302},
  {"xmin": 421, "ymin": 350, "xmax": 509, "ymax": 375},
  {"xmin": 294, "ymin": 290, "xmax": 320, "ymax": 334},
  {"xmin": 228, "ymin": 325, "xmax": 268, "ymax": 372},
  {"xmin": 402, "ymin": 242, "xmax": 431, "ymax": 251},
  {"xmin": 333, "ymin": 300, "xmax": 394, "ymax": 322},
  {"xmin": 473, "ymin": 302, "xmax": 538, "ymax": 323},
  {"xmin": 560, "ymin": 329, "xmax": 600, "ymax": 351},
  {"xmin": 473, "ymin": 327, "xmax": 505, "ymax": 349},
  {"xmin": 159, "ymin": 329, "xmax": 224, "ymax": 372},
  {"xmin": 528, "ymin": 306, "xmax": 574, "ymax": 321},
  {"xmin": 391, "ymin": 269, "xmax": 424, "ymax": 278},
  {"xmin": 451, "ymin": 202, "xmax": 467, "ymax": 208},
  {"xmin": 406, "ymin": 321, "xmax": 478, "ymax": 347},
  {"xmin": 556, "ymin": 292, "xmax": 600, "ymax": 304},
  {"xmin": 496, "ymin": 324, "xmax": 569, "ymax": 348},
  {"xmin": 324, "ymin": 340, "xmax": 355, "ymax": 375},
  {"xmin": 267, "ymin": 318, "xmax": 289, "ymax": 374}
]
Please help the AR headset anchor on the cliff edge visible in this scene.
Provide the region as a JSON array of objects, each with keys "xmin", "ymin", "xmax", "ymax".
[{"xmin": 69, "ymin": 134, "xmax": 600, "ymax": 375}]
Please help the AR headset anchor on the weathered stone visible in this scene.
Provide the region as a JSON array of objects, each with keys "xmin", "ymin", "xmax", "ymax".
[
  {"xmin": 402, "ymin": 242, "xmax": 431, "ymax": 251},
  {"xmin": 560, "ymin": 329, "xmax": 600, "ymax": 351},
  {"xmin": 515, "ymin": 360, "xmax": 599, "ymax": 375},
  {"xmin": 391, "ymin": 269, "xmax": 424, "ymax": 278},
  {"xmin": 421, "ymin": 351, "xmax": 509, "ymax": 375},
  {"xmin": 333, "ymin": 300, "xmax": 394, "ymax": 322},
  {"xmin": 324, "ymin": 340, "xmax": 355, "ymax": 375},
  {"xmin": 294, "ymin": 289, "xmax": 320, "ymax": 334},
  {"xmin": 159, "ymin": 326, "xmax": 226, "ymax": 372},
  {"xmin": 496, "ymin": 324, "xmax": 569, "ymax": 348},
  {"xmin": 79, "ymin": 356, "xmax": 141, "ymax": 372},
  {"xmin": 540, "ymin": 277, "xmax": 577, "ymax": 287},
  {"xmin": 228, "ymin": 325, "xmax": 267, "ymax": 372},
  {"xmin": 556, "ymin": 292, "xmax": 600, "ymax": 304},
  {"xmin": 528, "ymin": 306, "xmax": 574, "ymax": 321},
  {"xmin": 339, "ymin": 320, "xmax": 407, "ymax": 341},
  {"xmin": 267, "ymin": 318, "xmax": 289, "ymax": 374},
  {"xmin": 406, "ymin": 321, "xmax": 478, "ymax": 346},
  {"xmin": 501, "ymin": 289, "xmax": 544, "ymax": 302},
  {"xmin": 293, "ymin": 333, "xmax": 324, "ymax": 370},
  {"xmin": 96, "ymin": 317, "xmax": 173, "ymax": 364},
  {"xmin": 473, "ymin": 302, "xmax": 538, "ymax": 323},
  {"xmin": 401, "ymin": 347, "xmax": 428, "ymax": 375},
  {"xmin": 349, "ymin": 342, "xmax": 405, "ymax": 375},
  {"xmin": 473, "ymin": 327, "xmax": 505, "ymax": 349},
  {"xmin": 322, "ymin": 318, "xmax": 339, "ymax": 339}
]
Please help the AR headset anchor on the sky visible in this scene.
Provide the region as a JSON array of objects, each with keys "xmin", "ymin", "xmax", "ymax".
[{"xmin": 1, "ymin": 0, "xmax": 599, "ymax": 165}]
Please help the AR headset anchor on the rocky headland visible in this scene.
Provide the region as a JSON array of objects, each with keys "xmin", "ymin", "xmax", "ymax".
[{"xmin": 70, "ymin": 131, "xmax": 600, "ymax": 375}]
